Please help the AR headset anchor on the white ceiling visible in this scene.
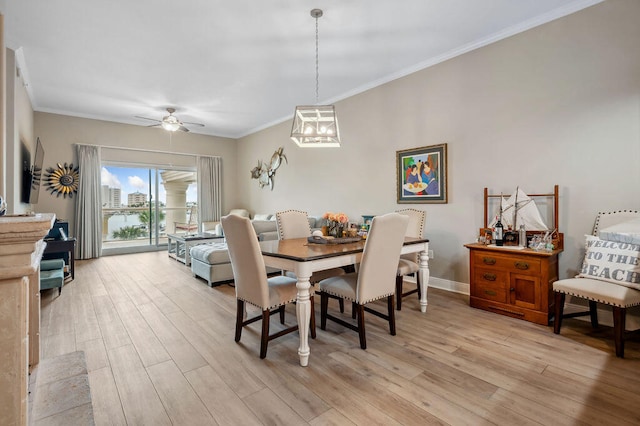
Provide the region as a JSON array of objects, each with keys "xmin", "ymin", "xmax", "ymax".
[{"xmin": 5, "ymin": 0, "xmax": 601, "ymax": 138}]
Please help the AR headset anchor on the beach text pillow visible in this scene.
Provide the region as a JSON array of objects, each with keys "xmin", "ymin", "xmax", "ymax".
[{"xmin": 578, "ymin": 235, "xmax": 640, "ymax": 290}]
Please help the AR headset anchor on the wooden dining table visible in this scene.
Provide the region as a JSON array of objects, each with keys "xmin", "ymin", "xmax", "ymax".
[{"xmin": 259, "ymin": 236, "xmax": 430, "ymax": 366}]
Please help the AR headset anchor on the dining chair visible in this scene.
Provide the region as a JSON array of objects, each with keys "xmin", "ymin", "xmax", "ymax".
[
  {"xmin": 222, "ymin": 214, "xmax": 314, "ymax": 359},
  {"xmin": 276, "ymin": 210, "xmax": 346, "ymax": 312},
  {"xmin": 395, "ymin": 208, "xmax": 426, "ymax": 310},
  {"xmin": 553, "ymin": 210, "xmax": 640, "ymax": 358},
  {"xmin": 318, "ymin": 212, "xmax": 409, "ymax": 349}
]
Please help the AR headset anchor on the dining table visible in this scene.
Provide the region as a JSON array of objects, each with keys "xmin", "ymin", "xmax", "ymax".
[{"xmin": 259, "ymin": 236, "xmax": 430, "ymax": 366}]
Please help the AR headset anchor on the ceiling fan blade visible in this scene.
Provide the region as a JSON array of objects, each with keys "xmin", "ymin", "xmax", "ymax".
[
  {"xmin": 182, "ymin": 121, "xmax": 205, "ymax": 127},
  {"xmin": 135, "ymin": 116, "xmax": 162, "ymax": 123},
  {"xmin": 147, "ymin": 123, "xmax": 161, "ymax": 128},
  {"xmin": 178, "ymin": 125, "xmax": 190, "ymax": 132}
]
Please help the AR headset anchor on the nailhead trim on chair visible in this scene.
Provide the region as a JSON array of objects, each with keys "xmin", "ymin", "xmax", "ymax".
[
  {"xmin": 593, "ymin": 210, "xmax": 640, "ymax": 235},
  {"xmin": 276, "ymin": 209, "xmax": 311, "ymax": 240},
  {"xmin": 321, "ymin": 289, "xmax": 394, "ymax": 305},
  {"xmin": 238, "ymin": 296, "xmax": 298, "ymax": 311},
  {"xmin": 554, "ymin": 289, "xmax": 640, "ymax": 308}
]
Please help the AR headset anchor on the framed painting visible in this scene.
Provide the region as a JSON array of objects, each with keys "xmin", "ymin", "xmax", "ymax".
[{"xmin": 396, "ymin": 143, "xmax": 448, "ymax": 204}]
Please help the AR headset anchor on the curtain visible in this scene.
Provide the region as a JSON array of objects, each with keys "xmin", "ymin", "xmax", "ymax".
[
  {"xmin": 74, "ymin": 144, "xmax": 102, "ymax": 259},
  {"xmin": 197, "ymin": 156, "xmax": 222, "ymax": 225}
]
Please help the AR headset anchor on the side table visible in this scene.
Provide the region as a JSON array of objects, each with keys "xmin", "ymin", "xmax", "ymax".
[
  {"xmin": 167, "ymin": 233, "xmax": 223, "ymax": 266},
  {"xmin": 43, "ymin": 237, "xmax": 77, "ymax": 280}
]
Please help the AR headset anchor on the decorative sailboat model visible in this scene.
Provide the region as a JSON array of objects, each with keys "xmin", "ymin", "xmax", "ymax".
[
  {"xmin": 488, "ymin": 187, "xmax": 549, "ymax": 231},
  {"xmin": 483, "ymin": 185, "xmax": 563, "ymax": 250}
]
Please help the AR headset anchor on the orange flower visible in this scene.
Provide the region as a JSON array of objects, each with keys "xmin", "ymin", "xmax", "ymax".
[{"xmin": 324, "ymin": 211, "xmax": 348, "ymax": 224}]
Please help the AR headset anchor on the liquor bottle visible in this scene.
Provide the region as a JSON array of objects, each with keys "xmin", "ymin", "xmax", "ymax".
[{"xmin": 495, "ymin": 214, "xmax": 504, "ymax": 246}]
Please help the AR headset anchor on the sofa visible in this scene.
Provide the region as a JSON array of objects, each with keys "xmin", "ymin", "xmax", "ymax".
[
  {"xmin": 191, "ymin": 210, "xmax": 324, "ymax": 286},
  {"xmin": 213, "ymin": 210, "xmax": 324, "ymax": 241}
]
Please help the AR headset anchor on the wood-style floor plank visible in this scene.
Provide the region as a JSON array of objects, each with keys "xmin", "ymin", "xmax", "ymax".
[
  {"xmin": 34, "ymin": 251, "xmax": 640, "ymax": 425},
  {"xmin": 87, "ymin": 367, "xmax": 127, "ymax": 426},
  {"xmin": 107, "ymin": 344, "xmax": 171, "ymax": 425},
  {"xmin": 185, "ymin": 365, "xmax": 263, "ymax": 426},
  {"xmin": 146, "ymin": 360, "xmax": 216, "ymax": 425}
]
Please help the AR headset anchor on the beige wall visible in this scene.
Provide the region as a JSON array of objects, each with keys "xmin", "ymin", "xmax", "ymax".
[
  {"xmin": 33, "ymin": 113, "xmax": 239, "ymax": 235},
  {"xmin": 4, "ymin": 47, "xmax": 34, "ymax": 214},
  {"xmin": 237, "ymin": 0, "xmax": 640, "ymax": 289}
]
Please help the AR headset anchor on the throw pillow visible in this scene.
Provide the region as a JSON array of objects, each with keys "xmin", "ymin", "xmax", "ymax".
[
  {"xmin": 578, "ymin": 235, "xmax": 640, "ymax": 290},
  {"xmin": 598, "ymin": 217, "xmax": 640, "ymax": 245},
  {"xmin": 253, "ymin": 213, "xmax": 272, "ymax": 221}
]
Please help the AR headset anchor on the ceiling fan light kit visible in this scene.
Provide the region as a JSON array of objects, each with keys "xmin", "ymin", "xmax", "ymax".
[
  {"xmin": 135, "ymin": 107, "xmax": 204, "ymax": 133},
  {"xmin": 290, "ymin": 8, "xmax": 341, "ymax": 148}
]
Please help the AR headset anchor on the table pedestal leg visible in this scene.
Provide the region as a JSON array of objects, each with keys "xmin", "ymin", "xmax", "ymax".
[
  {"xmin": 295, "ymin": 272, "xmax": 312, "ymax": 367},
  {"xmin": 419, "ymin": 246, "xmax": 430, "ymax": 313}
]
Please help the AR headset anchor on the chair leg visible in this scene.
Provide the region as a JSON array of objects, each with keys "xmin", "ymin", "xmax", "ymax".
[
  {"xmin": 388, "ymin": 295, "xmax": 396, "ymax": 336},
  {"xmin": 279, "ymin": 305, "xmax": 285, "ymax": 324},
  {"xmin": 310, "ymin": 295, "xmax": 316, "ymax": 339},
  {"xmin": 320, "ymin": 292, "xmax": 328, "ymax": 330},
  {"xmin": 352, "ymin": 301, "xmax": 357, "ymax": 319},
  {"xmin": 235, "ymin": 299, "xmax": 244, "ymax": 342},
  {"xmin": 416, "ymin": 273, "xmax": 421, "ymax": 300},
  {"xmin": 395, "ymin": 275, "xmax": 403, "ymax": 310},
  {"xmin": 613, "ymin": 306, "xmax": 626, "ymax": 358},
  {"xmin": 260, "ymin": 309, "xmax": 270, "ymax": 359},
  {"xmin": 339, "ymin": 298, "xmax": 345, "ymax": 313},
  {"xmin": 588, "ymin": 301, "xmax": 599, "ymax": 328},
  {"xmin": 356, "ymin": 304, "xmax": 366, "ymax": 349},
  {"xmin": 553, "ymin": 292, "xmax": 565, "ymax": 334}
]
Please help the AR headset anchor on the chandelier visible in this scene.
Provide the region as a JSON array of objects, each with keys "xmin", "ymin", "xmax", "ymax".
[{"xmin": 290, "ymin": 9, "xmax": 341, "ymax": 148}]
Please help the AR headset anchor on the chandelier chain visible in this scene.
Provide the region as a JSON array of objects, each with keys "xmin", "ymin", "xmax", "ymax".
[{"xmin": 315, "ymin": 14, "xmax": 319, "ymax": 105}]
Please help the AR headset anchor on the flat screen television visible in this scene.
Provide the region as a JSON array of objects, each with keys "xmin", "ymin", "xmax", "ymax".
[{"xmin": 21, "ymin": 137, "xmax": 45, "ymax": 204}]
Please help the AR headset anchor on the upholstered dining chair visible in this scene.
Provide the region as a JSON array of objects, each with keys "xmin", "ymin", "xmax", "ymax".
[
  {"xmin": 553, "ymin": 210, "xmax": 640, "ymax": 358},
  {"xmin": 222, "ymin": 214, "xmax": 314, "ymax": 359},
  {"xmin": 276, "ymin": 210, "xmax": 346, "ymax": 312},
  {"xmin": 318, "ymin": 212, "xmax": 409, "ymax": 349},
  {"xmin": 395, "ymin": 208, "xmax": 426, "ymax": 310}
]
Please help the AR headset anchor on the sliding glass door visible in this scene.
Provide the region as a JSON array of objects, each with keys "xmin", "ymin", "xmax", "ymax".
[{"xmin": 101, "ymin": 164, "xmax": 197, "ymax": 254}]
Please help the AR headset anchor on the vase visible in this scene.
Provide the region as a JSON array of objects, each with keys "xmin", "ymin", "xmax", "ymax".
[{"xmin": 329, "ymin": 223, "xmax": 343, "ymax": 238}]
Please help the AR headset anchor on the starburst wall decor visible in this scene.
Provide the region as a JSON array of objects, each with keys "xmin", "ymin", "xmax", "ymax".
[{"xmin": 44, "ymin": 162, "xmax": 79, "ymax": 198}]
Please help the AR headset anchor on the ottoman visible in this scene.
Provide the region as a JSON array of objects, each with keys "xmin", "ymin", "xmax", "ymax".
[
  {"xmin": 190, "ymin": 242, "xmax": 235, "ymax": 287},
  {"xmin": 40, "ymin": 258, "xmax": 66, "ymax": 295}
]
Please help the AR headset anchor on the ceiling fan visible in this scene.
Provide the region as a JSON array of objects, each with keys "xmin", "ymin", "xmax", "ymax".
[{"xmin": 135, "ymin": 108, "xmax": 204, "ymax": 132}]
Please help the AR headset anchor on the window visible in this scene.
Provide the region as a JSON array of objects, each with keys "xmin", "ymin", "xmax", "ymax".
[{"xmin": 101, "ymin": 165, "xmax": 197, "ymax": 254}]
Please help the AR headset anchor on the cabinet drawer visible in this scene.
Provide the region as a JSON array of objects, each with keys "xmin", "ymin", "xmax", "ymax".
[
  {"xmin": 473, "ymin": 252, "xmax": 541, "ymax": 274},
  {"xmin": 472, "ymin": 269, "xmax": 508, "ymax": 303}
]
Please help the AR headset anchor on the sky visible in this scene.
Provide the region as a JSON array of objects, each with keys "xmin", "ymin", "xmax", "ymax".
[{"xmin": 101, "ymin": 166, "xmax": 197, "ymax": 205}]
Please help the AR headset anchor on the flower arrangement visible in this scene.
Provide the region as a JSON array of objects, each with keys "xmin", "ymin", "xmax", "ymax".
[{"xmin": 323, "ymin": 212, "xmax": 349, "ymax": 237}]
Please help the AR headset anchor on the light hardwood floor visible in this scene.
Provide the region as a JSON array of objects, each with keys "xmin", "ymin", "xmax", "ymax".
[{"xmin": 38, "ymin": 251, "xmax": 640, "ymax": 425}]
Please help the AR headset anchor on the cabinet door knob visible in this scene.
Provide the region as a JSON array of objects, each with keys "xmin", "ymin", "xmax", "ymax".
[
  {"xmin": 514, "ymin": 262, "xmax": 529, "ymax": 270},
  {"xmin": 510, "ymin": 287, "xmax": 515, "ymax": 292},
  {"xmin": 483, "ymin": 273, "xmax": 497, "ymax": 281},
  {"xmin": 482, "ymin": 257, "xmax": 496, "ymax": 265}
]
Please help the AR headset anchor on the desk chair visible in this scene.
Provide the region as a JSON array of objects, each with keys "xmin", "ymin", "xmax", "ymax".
[
  {"xmin": 553, "ymin": 210, "xmax": 640, "ymax": 357},
  {"xmin": 222, "ymin": 214, "xmax": 311, "ymax": 359},
  {"xmin": 318, "ymin": 213, "xmax": 408, "ymax": 349},
  {"xmin": 395, "ymin": 209, "xmax": 426, "ymax": 310}
]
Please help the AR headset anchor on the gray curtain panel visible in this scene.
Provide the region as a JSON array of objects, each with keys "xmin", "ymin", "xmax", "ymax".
[
  {"xmin": 197, "ymin": 156, "xmax": 222, "ymax": 224},
  {"xmin": 74, "ymin": 144, "xmax": 102, "ymax": 259}
]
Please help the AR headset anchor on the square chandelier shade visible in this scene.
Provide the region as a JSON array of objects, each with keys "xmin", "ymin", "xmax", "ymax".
[{"xmin": 290, "ymin": 105, "xmax": 341, "ymax": 148}]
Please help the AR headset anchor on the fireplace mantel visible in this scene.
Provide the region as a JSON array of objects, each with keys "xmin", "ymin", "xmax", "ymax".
[{"xmin": 0, "ymin": 213, "xmax": 55, "ymax": 425}]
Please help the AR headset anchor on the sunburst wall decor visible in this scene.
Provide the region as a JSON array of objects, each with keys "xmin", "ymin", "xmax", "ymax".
[{"xmin": 45, "ymin": 162, "xmax": 79, "ymax": 198}]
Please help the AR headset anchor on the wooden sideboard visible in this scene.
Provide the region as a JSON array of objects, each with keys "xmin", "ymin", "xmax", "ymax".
[
  {"xmin": 0, "ymin": 213, "xmax": 55, "ymax": 425},
  {"xmin": 465, "ymin": 243, "xmax": 562, "ymax": 325}
]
